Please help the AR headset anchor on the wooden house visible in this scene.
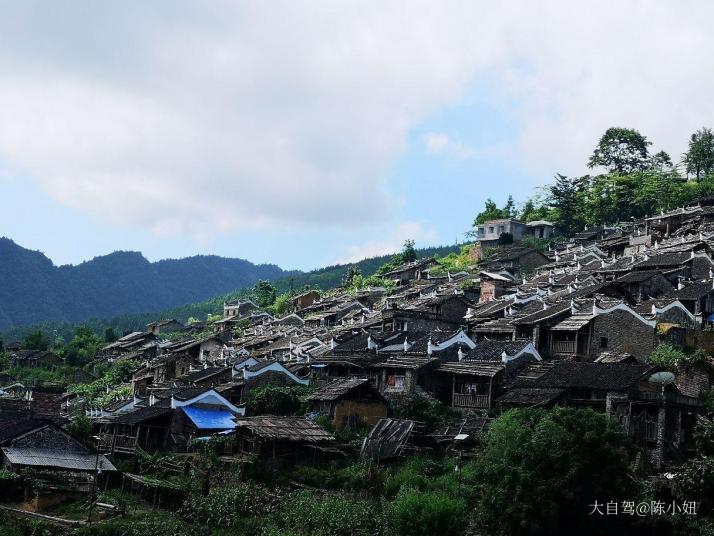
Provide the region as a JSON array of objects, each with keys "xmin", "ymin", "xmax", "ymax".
[
  {"xmin": 232, "ymin": 417, "xmax": 335, "ymax": 466},
  {"xmin": 306, "ymin": 378, "xmax": 387, "ymax": 430}
]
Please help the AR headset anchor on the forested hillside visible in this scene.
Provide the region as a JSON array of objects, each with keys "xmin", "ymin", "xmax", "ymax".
[
  {"xmin": 0, "ymin": 238, "xmax": 289, "ymax": 331},
  {"xmin": 0, "ymin": 242, "xmax": 461, "ymax": 341}
]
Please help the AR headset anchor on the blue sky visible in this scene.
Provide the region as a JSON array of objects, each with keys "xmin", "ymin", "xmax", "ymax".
[
  {"xmin": 1, "ymin": 2, "xmax": 712, "ymax": 271},
  {"xmin": 0, "ymin": 88, "xmax": 539, "ymax": 270}
]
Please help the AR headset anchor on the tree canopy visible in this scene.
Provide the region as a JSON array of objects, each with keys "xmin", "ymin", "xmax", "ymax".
[
  {"xmin": 473, "ymin": 407, "xmax": 637, "ymax": 535},
  {"xmin": 588, "ymin": 127, "xmax": 652, "ymax": 173},
  {"xmin": 684, "ymin": 127, "xmax": 714, "ymax": 180}
]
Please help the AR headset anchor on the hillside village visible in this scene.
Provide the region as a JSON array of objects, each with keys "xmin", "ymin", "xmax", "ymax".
[{"xmin": 1, "ymin": 193, "xmax": 714, "ymax": 533}]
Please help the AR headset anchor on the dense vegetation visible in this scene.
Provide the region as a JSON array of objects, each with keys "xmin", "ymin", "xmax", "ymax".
[
  {"xmin": 473, "ymin": 126, "xmax": 714, "ymax": 236},
  {"xmin": 0, "ymin": 239, "xmax": 289, "ymax": 331},
  {"xmin": 4, "ymin": 406, "xmax": 711, "ymax": 535}
]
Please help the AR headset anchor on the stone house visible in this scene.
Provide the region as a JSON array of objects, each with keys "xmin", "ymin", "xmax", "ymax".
[{"xmin": 473, "ymin": 219, "xmax": 528, "ymax": 248}]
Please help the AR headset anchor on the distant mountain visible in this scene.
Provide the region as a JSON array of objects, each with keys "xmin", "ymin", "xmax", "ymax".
[
  {"xmin": 0, "ymin": 238, "xmax": 291, "ymax": 331},
  {"xmin": 0, "ymin": 242, "xmax": 463, "ymax": 342}
]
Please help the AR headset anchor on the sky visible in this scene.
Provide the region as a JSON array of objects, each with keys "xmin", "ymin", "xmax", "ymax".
[{"xmin": 1, "ymin": 1, "xmax": 713, "ymax": 271}]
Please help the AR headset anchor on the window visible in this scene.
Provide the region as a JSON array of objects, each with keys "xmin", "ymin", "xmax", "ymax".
[
  {"xmin": 600, "ymin": 337, "xmax": 608, "ymax": 349},
  {"xmin": 498, "ymin": 225, "xmax": 504, "ymax": 233},
  {"xmin": 478, "ymin": 227, "xmax": 485, "ymax": 235},
  {"xmin": 488, "ymin": 226, "xmax": 494, "ymax": 233}
]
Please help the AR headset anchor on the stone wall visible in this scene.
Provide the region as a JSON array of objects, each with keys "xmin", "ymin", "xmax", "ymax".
[{"xmin": 589, "ymin": 309, "xmax": 656, "ymax": 362}]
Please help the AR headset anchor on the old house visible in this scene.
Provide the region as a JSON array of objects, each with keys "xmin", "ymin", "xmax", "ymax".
[
  {"xmin": 479, "ymin": 247, "xmax": 550, "ymax": 277},
  {"xmin": 478, "ymin": 272, "xmax": 515, "ymax": 303},
  {"xmin": 547, "ymin": 301, "xmax": 658, "ymax": 362},
  {"xmin": 381, "ymin": 294, "xmax": 471, "ymax": 332},
  {"xmin": 232, "ymin": 417, "xmax": 335, "ymax": 466},
  {"xmin": 292, "ymin": 290, "xmax": 321, "ymax": 311},
  {"xmin": 381, "ymin": 258, "xmax": 438, "ymax": 287},
  {"xmin": 98, "ymin": 388, "xmax": 243, "ymax": 454},
  {"xmin": 146, "ymin": 319, "xmax": 184, "ymax": 335},
  {"xmin": 223, "ymin": 299, "xmax": 259, "ymax": 318},
  {"xmin": 473, "ymin": 219, "xmax": 528, "ymax": 248},
  {"xmin": 306, "ymin": 378, "xmax": 387, "ymax": 430},
  {"xmin": 429, "ymin": 339, "xmax": 542, "ymax": 411},
  {"xmin": 614, "ymin": 270, "xmax": 674, "ymax": 302},
  {"xmin": 9, "ymin": 350, "xmax": 62, "ymax": 369},
  {"xmin": 525, "ymin": 220, "xmax": 555, "ymax": 240},
  {"xmin": 0, "ymin": 417, "xmax": 115, "ymax": 507}
]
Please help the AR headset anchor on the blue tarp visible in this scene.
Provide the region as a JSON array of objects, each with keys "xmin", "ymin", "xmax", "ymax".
[
  {"xmin": 181, "ymin": 406, "xmax": 236, "ymax": 430},
  {"xmin": 706, "ymin": 313, "xmax": 714, "ymax": 323}
]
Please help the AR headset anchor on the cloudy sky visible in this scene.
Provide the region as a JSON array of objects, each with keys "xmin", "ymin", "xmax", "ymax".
[{"xmin": 1, "ymin": 1, "xmax": 713, "ymax": 270}]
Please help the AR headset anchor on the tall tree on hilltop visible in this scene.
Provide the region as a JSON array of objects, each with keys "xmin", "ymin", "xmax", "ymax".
[
  {"xmin": 549, "ymin": 174, "xmax": 586, "ymax": 236},
  {"xmin": 683, "ymin": 127, "xmax": 714, "ymax": 180},
  {"xmin": 588, "ymin": 127, "xmax": 652, "ymax": 174},
  {"xmin": 400, "ymin": 239, "xmax": 417, "ymax": 263}
]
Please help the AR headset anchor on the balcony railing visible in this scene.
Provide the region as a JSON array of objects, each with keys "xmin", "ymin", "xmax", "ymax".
[
  {"xmin": 551, "ymin": 340, "xmax": 576, "ymax": 354},
  {"xmin": 99, "ymin": 433, "xmax": 138, "ymax": 454},
  {"xmin": 452, "ymin": 393, "xmax": 490, "ymax": 409}
]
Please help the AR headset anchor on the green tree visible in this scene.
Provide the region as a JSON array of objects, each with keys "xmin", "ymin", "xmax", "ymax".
[
  {"xmin": 548, "ymin": 174, "xmax": 586, "ymax": 235},
  {"xmin": 342, "ymin": 266, "xmax": 362, "ymax": 288},
  {"xmin": 399, "ymin": 239, "xmax": 417, "ymax": 263},
  {"xmin": 64, "ymin": 326, "xmax": 104, "ymax": 367},
  {"xmin": 588, "ymin": 127, "xmax": 652, "ymax": 173},
  {"xmin": 253, "ymin": 280, "xmax": 277, "ymax": 307},
  {"xmin": 245, "ymin": 385, "xmax": 306, "ymax": 416},
  {"xmin": 104, "ymin": 327, "xmax": 118, "ymax": 343},
  {"xmin": 684, "ymin": 127, "xmax": 714, "ymax": 180},
  {"xmin": 649, "ymin": 150, "xmax": 673, "ymax": 171},
  {"xmin": 473, "ymin": 198, "xmax": 509, "ymax": 225},
  {"xmin": 473, "ymin": 407, "xmax": 637, "ymax": 535},
  {"xmin": 21, "ymin": 330, "xmax": 49, "ymax": 351}
]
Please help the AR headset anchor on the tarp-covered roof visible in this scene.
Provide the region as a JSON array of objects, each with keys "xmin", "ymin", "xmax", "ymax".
[{"xmin": 181, "ymin": 406, "xmax": 236, "ymax": 430}]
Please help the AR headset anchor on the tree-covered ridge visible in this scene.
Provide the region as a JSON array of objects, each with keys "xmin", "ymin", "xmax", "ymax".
[
  {"xmin": 0, "ymin": 242, "xmax": 462, "ymax": 343},
  {"xmin": 473, "ymin": 125, "xmax": 714, "ymax": 236},
  {"xmin": 0, "ymin": 240, "xmax": 290, "ymax": 331}
]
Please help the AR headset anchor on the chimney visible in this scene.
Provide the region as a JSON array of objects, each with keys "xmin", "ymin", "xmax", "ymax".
[
  {"xmin": 457, "ymin": 347, "xmax": 465, "ymax": 361},
  {"xmin": 427, "ymin": 337, "xmax": 434, "ymax": 356},
  {"xmin": 678, "ymin": 278, "xmax": 685, "ymax": 290},
  {"xmin": 330, "ymin": 337, "xmax": 337, "ymax": 350},
  {"xmin": 403, "ymin": 337, "xmax": 409, "ymax": 353}
]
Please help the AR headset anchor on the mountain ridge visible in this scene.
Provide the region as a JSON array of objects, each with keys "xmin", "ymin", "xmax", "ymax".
[{"xmin": 0, "ymin": 237, "xmax": 291, "ymax": 331}]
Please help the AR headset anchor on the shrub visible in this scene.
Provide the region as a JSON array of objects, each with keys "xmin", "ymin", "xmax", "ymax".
[
  {"xmin": 648, "ymin": 344, "xmax": 687, "ymax": 368},
  {"xmin": 388, "ymin": 488, "xmax": 467, "ymax": 536},
  {"xmin": 180, "ymin": 483, "xmax": 279, "ymax": 528},
  {"xmin": 245, "ymin": 385, "xmax": 309, "ymax": 416},
  {"xmin": 266, "ymin": 491, "xmax": 388, "ymax": 536},
  {"xmin": 390, "ymin": 394, "xmax": 459, "ymax": 429}
]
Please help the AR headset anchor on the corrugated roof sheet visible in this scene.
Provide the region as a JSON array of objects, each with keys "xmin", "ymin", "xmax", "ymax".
[{"xmin": 2, "ymin": 448, "xmax": 116, "ymax": 471}]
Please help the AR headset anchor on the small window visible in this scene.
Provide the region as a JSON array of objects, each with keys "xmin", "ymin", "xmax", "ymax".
[
  {"xmin": 600, "ymin": 337, "xmax": 608, "ymax": 349},
  {"xmin": 488, "ymin": 226, "xmax": 494, "ymax": 233}
]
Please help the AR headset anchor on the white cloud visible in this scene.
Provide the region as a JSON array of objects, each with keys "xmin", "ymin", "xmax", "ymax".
[
  {"xmin": 338, "ymin": 221, "xmax": 437, "ymax": 264},
  {"xmin": 0, "ymin": 1, "xmax": 712, "ymax": 238},
  {"xmin": 423, "ymin": 132, "xmax": 450, "ymax": 154}
]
